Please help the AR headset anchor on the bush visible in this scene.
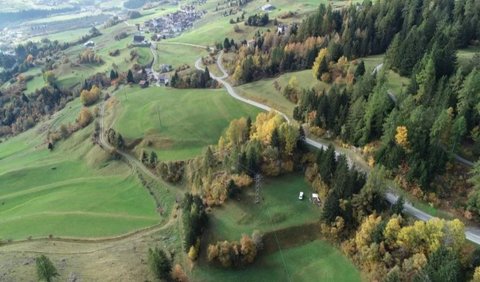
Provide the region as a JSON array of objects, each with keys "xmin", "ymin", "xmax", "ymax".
[
  {"xmin": 78, "ymin": 49, "xmax": 103, "ymax": 64},
  {"xmin": 171, "ymin": 264, "xmax": 188, "ymax": 282},
  {"xmin": 207, "ymin": 233, "xmax": 262, "ymax": 268},
  {"xmin": 148, "ymin": 247, "xmax": 171, "ymax": 281},
  {"xmin": 77, "ymin": 107, "xmax": 93, "ymax": 128},
  {"xmin": 80, "ymin": 85, "xmax": 101, "ymax": 106},
  {"xmin": 36, "ymin": 255, "xmax": 58, "ymax": 282}
]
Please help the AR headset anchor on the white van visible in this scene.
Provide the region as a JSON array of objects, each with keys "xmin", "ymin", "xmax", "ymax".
[{"xmin": 298, "ymin": 192, "xmax": 304, "ymax": 200}]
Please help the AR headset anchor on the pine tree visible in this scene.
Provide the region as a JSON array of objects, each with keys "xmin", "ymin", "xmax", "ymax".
[
  {"xmin": 117, "ymin": 134, "xmax": 125, "ymax": 149},
  {"xmin": 223, "ymin": 37, "xmax": 231, "ymax": 50},
  {"xmin": 355, "ymin": 60, "xmax": 365, "ymax": 77},
  {"xmin": 203, "ymin": 146, "xmax": 215, "ymax": 169},
  {"xmin": 246, "ymin": 116, "xmax": 252, "ymax": 137},
  {"xmin": 312, "ymin": 48, "xmax": 329, "ymax": 80},
  {"xmin": 415, "ymin": 55, "xmax": 436, "ymax": 103},
  {"xmin": 318, "ymin": 145, "xmax": 336, "ymax": 185},
  {"xmin": 270, "ymin": 127, "xmax": 280, "ymax": 148},
  {"xmin": 141, "ymin": 150, "xmax": 149, "ymax": 164},
  {"xmin": 204, "ymin": 67, "xmax": 210, "ymax": 80},
  {"xmin": 148, "ymin": 247, "xmax": 172, "ymax": 281},
  {"xmin": 171, "ymin": 71, "xmax": 180, "ymax": 87},
  {"xmin": 322, "ymin": 190, "xmax": 340, "ymax": 223},
  {"xmin": 110, "ymin": 69, "xmax": 117, "ymax": 80},
  {"xmin": 127, "ymin": 69, "xmax": 134, "ymax": 83},
  {"xmin": 149, "ymin": 151, "xmax": 158, "ymax": 168},
  {"xmin": 386, "ymin": 34, "xmax": 401, "ymax": 70},
  {"xmin": 319, "ymin": 56, "xmax": 328, "ymax": 74}
]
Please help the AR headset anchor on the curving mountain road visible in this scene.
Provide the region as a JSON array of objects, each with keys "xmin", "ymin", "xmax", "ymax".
[{"xmin": 198, "ymin": 51, "xmax": 480, "ymax": 245}]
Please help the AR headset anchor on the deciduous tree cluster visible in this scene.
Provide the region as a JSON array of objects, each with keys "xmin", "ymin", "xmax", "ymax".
[
  {"xmin": 79, "ymin": 85, "xmax": 101, "ymax": 106},
  {"xmin": 207, "ymin": 232, "xmax": 263, "ymax": 268},
  {"xmin": 185, "ymin": 112, "xmax": 306, "ymax": 206}
]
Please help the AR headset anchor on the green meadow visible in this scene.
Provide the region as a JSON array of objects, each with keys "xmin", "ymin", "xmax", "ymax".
[
  {"xmin": 155, "ymin": 43, "xmax": 208, "ymax": 69},
  {"xmin": 113, "ymin": 85, "xmax": 260, "ymax": 161},
  {"xmin": 206, "ymin": 174, "xmax": 320, "ymax": 241},
  {"xmin": 55, "ymin": 24, "xmax": 152, "ymax": 89},
  {"xmin": 234, "ymin": 69, "xmax": 326, "ymax": 118},
  {"xmin": 194, "ymin": 174, "xmax": 360, "ymax": 282},
  {"xmin": 194, "ymin": 240, "xmax": 361, "ymax": 282},
  {"xmin": 0, "ymin": 102, "xmax": 159, "ymax": 240}
]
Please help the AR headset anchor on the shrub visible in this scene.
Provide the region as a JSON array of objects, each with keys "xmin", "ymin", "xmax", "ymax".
[
  {"xmin": 77, "ymin": 107, "xmax": 93, "ymax": 128},
  {"xmin": 148, "ymin": 247, "xmax": 171, "ymax": 281},
  {"xmin": 36, "ymin": 255, "xmax": 58, "ymax": 282},
  {"xmin": 80, "ymin": 85, "xmax": 101, "ymax": 106}
]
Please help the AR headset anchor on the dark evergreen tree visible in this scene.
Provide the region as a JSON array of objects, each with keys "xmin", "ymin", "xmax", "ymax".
[
  {"xmin": 223, "ymin": 37, "xmax": 231, "ymax": 50},
  {"xmin": 127, "ymin": 69, "xmax": 134, "ymax": 83},
  {"xmin": 148, "ymin": 247, "xmax": 172, "ymax": 281},
  {"xmin": 355, "ymin": 61, "xmax": 365, "ymax": 77},
  {"xmin": 149, "ymin": 151, "xmax": 158, "ymax": 168}
]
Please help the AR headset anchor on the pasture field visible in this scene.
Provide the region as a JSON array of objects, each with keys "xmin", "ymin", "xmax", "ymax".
[
  {"xmin": 205, "ymin": 174, "xmax": 319, "ymax": 242},
  {"xmin": 29, "ymin": 27, "xmax": 91, "ymax": 43},
  {"xmin": 22, "ymin": 67, "xmax": 44, "ymax": 95},
  {"xmin": 0, "ymin": 100, "xmax": 161, "ymax": 240},
  {"xmin": 155, "ymin": 43, "xmax": 208, "ymax": 69},
  {"xmin": 112, "ymin": 85, "xmax": 260, "ymax": 161},
  {"xmin": 194, "ymin": 173, "xmax": 360, "ymax": 282},
  {"xmin": 194, "ymin": 240, "xmax": 361, "ymax": 282},
  {"xmin": 234, "ymin": 69, "xmax": 326, "ymax": 118},
  {"xmin": 55, "ymin": 23, "xmax": 152, "ymax": 89},
  {"xmin": 458, "ymin": 45, "xmax": 480, "ymax": 67},
  {"xmin": 386, "ymin": 69, "xmax": 409, "ymax": 95},
  {"xmin": 362, "ymin": 54, "xmax": 384, "ymax": 71},
  {"xmin": 168, "ymin": 0, "xmax": 325, "ymax": 46}
]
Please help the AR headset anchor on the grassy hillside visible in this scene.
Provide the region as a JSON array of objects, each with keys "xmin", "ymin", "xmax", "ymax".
[
  {"xmin": 113, "ymin": 85, "xmax": 260, "ymax": 161},
  {"xmin": 29, "ymin": 27, "xmax": 91, "ymax": 43},
  {"xmin": 0, "ymin": 101, "xmax": 160, "ymax": 240},
  {"xmin": 155, "ymin": 43, "xmax": 208, "ymax": 69},
  {"xmin": 168, "ymin": 0, "xmax": 323, "ymax": 46},
  {"xmin": 234, "ymin": 69, "xmax": 326, "ymax": 118},
  {"xmin": 55, "ymin": 24, "xmax": 152, "ymax": 89},
  {"xmin": 194, "ymin": 173, "xmax": 360, "ymax": 281},
  {"xmin": 458, "ymin": 46, "xmax": 480, "ymax": 67}
]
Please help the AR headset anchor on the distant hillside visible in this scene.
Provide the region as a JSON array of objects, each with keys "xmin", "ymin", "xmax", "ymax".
[{"xmin": 0, "ymin": 7, "xmax": 79, "ymax": 28}]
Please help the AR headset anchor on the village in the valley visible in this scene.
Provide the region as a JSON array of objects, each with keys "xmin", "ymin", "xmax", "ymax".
[{"xmin": 144, "ymin": 2, "xmax": 207, "ymax": 41}]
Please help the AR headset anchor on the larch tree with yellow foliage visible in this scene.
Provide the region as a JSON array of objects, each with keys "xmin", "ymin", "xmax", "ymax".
[
  {"xmin": 395, "ymin": 126, "xmax": 409, "ymax": 149},
  {"xmin": 250, "ymin": 111, "xmax": 284, "ymax": 145},
  {"xmin": 312, "ymin": 48, "xmax": 329, "ymax": 80},
  {"xmin": 473, "ymin": 266, "xmax": 480, "ymax": 282}
]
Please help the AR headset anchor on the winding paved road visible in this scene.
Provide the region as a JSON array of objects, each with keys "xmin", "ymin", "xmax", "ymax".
[{"xmin": 198, "ymin": 51, "xmax": 480, "ymax": 245}]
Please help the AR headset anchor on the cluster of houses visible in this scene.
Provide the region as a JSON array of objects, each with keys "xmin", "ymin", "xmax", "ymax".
[{"xmin": 144, "ymin": 5, "xmax": 206, "ymax": 40}]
